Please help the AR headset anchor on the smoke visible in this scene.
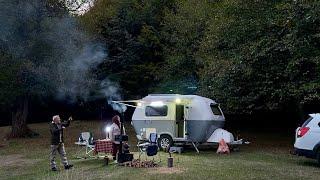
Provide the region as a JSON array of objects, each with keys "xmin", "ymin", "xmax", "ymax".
[
  {"xmin": 109, "ymin": 101, "xmax": 127, "ymax": 113},
  {"xmin": 0, "ymin": 0, "xmax": 123, "ymax": 108},
  {"xmin": 101, "ymin": 79, "xmax": 127, "ymax": 113}
]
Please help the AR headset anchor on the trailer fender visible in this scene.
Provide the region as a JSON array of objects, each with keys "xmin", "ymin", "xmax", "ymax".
[{"xmin": 158, "ymin": 132, "xmax": 174, "ymax": 139}]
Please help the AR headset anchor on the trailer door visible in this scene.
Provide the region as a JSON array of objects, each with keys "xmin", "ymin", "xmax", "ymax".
[{"xmin": 176, "ymin": 105, "xmax": 185, "ymax": 138}]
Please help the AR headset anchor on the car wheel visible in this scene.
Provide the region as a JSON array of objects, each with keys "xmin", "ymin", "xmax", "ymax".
[
  {"xmin": 317, "ymin": 149, "xmax": 320, "ymax": 165},
  {"xmin": 158, "ymin": 135, "xmax": 173, "ymax": 150}
]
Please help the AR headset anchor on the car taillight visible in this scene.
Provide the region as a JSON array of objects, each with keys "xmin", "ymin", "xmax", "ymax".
[{"xmin": 297, "ymin": 127, "xmax": 310, "ymax": 138}]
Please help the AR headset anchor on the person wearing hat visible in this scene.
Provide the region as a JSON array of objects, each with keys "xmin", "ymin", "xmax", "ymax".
[{"xmin": 50, "ymin": 115, "xmax": 73, "ymax": 171}]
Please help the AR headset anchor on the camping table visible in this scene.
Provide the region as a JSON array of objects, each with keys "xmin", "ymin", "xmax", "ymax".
[{"xmin": 94, "ymin": 139, "xmax": 113, "ymax": 154}]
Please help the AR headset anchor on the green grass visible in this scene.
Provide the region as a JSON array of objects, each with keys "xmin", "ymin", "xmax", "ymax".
[{"xmin": 0, "ymin": 120, "xmax": 319, "ymax": 180}]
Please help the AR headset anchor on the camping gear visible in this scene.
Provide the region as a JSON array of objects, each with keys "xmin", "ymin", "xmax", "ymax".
[
  {"xmin": 94, "ymin": 139, "xmax": 113, "ymax": 154},
  {"xmin": 112, "ymin": 94, "xmax": 248, "ymax": 153},
  {"xmin": 167, "ymin": 157, "xmax": 173, "ymax": 168},
  {"xmin": 115, "ymin": 135, "xmax": 129, "ymax": 141},
  {"xmin": 169, "ymin": 146, "xmax": 183, "ymax": 154},
  {"xmin": 116, "ymin": 113, "xmax": 134, "ymax": 164},
  {"xmin": 132, "ymin": 94, "xmax": 246, "ymax": 152},
  {"xmin": 123, "ymin": 143, "xmax": 130, "ymax": 154},
  {"xmin": 146, "ymin": 145, "xmax": 158, "ymax": 156},
  {"xmin": 75, "ymin": 132, "xmax": 94, "ymax": 145},
  {"xmin": 216, "ymin": 139, "xmax": 230, "ymax": 154},
  {"xmin": 121, "ymin": 159, "xmax": 158, "ymax": 168},
  {"xmin": 137, "ymin": 133, "xmax": 161, "ymax": 161},
  {"xmin": 75, "ymin": 132, "xmax": 95, "ymax": 158},
  {"xmin": 207, "ymin": 128, "xmax": 234, "ymax": 143},
  {"xmin": 117, "ymin": 153, "xmax": 134, "ymax": 163},
  {"xmin": 104, "ymin": 156, "xmax": 109, "ymax": 165},
  {"xmin": 169, "ymin": 146, "xmax": 182, "ymax": 163},
  {"xmin": 132, "ymin": 95, "xmax": 225, "ymax": 146}
]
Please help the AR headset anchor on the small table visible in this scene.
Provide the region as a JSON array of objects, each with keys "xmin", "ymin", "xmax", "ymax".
[{"xmin": 94, "ymin": 139, "xmax": 113, "ymax": 154}]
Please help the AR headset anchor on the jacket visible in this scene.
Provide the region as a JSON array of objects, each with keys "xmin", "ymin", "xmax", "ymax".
[{"xmin": 50, "ymin": 120, "xmax": 70, "ymax": 145}]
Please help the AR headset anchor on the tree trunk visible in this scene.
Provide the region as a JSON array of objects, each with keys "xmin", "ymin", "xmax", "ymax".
[{"xmin": 9, "ymin": 96, "xmax": 33, "ymax": 138}]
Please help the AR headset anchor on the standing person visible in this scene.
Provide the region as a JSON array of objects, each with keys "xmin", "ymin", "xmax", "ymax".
[
  {"xmin": 50, "ymin": 115, "xmax": 73, "ymax": 171},
  {"xmin": 109, "ymin": 115, "xmax": 125, "ymax": 160}
]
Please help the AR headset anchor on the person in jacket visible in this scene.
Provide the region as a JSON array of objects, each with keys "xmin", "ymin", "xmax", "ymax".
[
  {"xmin": 50, "ymin": 115, "xmax": 73, "ymax": 171},
  {"xmin": 109, "ymin": 115, "xmax": 126, "ymax": 160}
]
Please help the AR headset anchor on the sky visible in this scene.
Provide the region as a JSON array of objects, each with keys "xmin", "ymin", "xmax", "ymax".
[{"xmin": 65, "ymin": 0, "xmax": 95, "ymax": 15}]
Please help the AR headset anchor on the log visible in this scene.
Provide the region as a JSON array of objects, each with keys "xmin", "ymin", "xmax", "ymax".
[{"xmin": 120, "ymin": 159, "xmax": 158, "ymax": 168}]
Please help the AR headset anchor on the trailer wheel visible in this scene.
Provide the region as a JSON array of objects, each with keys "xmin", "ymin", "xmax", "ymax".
[{"xmin": 158, "ymin": 135, "xmax": 173, "ymax": 150}]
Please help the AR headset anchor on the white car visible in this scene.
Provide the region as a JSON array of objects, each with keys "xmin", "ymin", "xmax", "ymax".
[{"xmin": 294, "ymin": 113, "xmax": 320, "ymax": 164}]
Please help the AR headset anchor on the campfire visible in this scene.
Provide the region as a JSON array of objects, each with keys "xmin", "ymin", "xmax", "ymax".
[{"xmin": 120, "ymin": 159, "xmax": 159, "ymax": 168}]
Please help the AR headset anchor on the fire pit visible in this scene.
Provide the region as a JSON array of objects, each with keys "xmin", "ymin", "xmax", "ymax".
[{"xmin": 120, "ymin": 159, "xmax": 159, "ymax": 168}]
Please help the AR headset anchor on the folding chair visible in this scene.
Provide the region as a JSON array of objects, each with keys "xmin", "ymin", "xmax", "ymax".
[
  {"xmin": 75, "ymin": 132, "xmax": 95, "ymax": 158},
  {"xmin": 137, "ymin": 133, "xmax": 161, "ymax": 162}
]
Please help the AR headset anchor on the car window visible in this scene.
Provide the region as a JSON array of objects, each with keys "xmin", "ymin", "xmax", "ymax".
[
  {"xmin": 210, "ymin": 104, "xmax": 222, "ymax": 116},
  {"xmin": 301, "ymin": 117, "xmax": 313, "ymax": 127},
  {"xmin": 145, "ymin": 106, "xmax": 168, "ymax": 116}
]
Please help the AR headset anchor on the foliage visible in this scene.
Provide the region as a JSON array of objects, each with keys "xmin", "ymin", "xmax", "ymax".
[
  {"xmin": 81, "ymin": 0, "xmax": 320, "ymax": 116},
  {"xmin": 198, "ymin": 0, "xmax": 320, "ymax": 114},
  {"xmin": 0, "ymin": 0, "xmax": 109, "ymax": 136},
  {"xmin": 1, "ymin": 0, "xmax": 319, "ymax": 122},
  {"xmin": 0, "ymin": 0, "xmax": 107, "ymax": 106},
  {"xmin": 157, "ymin": 1, "xmax": 212, "ymax": 93},
  {"xmin": 0, "ymin": 0, "xmax": 67, "ymax": 107},
  {"xmin": 81, "ymin": 0, "xmax": 175, "ymax": 98}
]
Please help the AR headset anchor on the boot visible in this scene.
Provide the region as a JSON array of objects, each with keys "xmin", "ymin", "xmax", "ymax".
[
  {"xmin": 51, "ymin": 167, "xmax": 58, "ymax": 171},
  {"xmin": 64, "ymin": 164, "xmax": 73, "ymax": 170}
]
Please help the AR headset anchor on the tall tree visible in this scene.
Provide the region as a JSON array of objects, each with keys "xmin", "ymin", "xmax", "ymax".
[
  {"xmin": 81, "ymin": 0, "xmax": 175, "ymax": 98},
  {"xmin": 0, "ymin": 0, "xmax": 105, "ymax": 137},
  {"xmin": 0, "ymin": 0, "xmax": 68, "ymax": 137},
  {"xmin": 198, "ymin": 0, "xmax": 320, "ymax": 117},
  {"xmin": 156, "ymin": 0, "xmax": 212, "ymax": 93}
]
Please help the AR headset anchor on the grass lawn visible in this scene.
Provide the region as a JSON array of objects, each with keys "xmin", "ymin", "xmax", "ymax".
[{"xmin": 0, "ymin": 120, "xmax": 319, "ymax": 180}]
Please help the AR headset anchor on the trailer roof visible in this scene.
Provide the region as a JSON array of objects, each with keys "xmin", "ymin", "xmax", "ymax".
[{"xmin": 143, "ymin": 94, "xmax": 217, "ymax": 104}]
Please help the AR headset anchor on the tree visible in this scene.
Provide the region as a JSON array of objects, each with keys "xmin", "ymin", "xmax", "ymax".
[
  {"xmin": 156, "ymin": 0, "xmax": 212, "ymax": 93},
  {"xmin": 198, "ymin": 0, "xmax": 320, "ymax": 117},
  {"xmin": 81, "ymin": 0, "xmax": 175, "ymax": 98},
  {"xmin": 0, "ymin": 0, "xmax": 105, "ymax": 137}
]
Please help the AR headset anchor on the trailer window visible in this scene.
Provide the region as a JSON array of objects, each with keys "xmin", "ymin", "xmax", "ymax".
[
  {"xmin": 210, "ymin": 104, "xmax": 222, "ymax": 116},
  {"xmin": 145, "ymin": 106, "xmax": 168, "ymax": 116}
]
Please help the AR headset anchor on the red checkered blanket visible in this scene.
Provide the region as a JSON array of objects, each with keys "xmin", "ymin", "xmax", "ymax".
[{"xmin": 94, "ymin": 139, "xmax": 113, "ymax": 154}]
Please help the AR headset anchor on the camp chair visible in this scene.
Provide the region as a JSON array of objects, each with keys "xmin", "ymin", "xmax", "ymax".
[
  {"xmin": 75, "ymin": 132, "xmax": 95, "ymax": 158},
  {"xmin": 137, "ymin": 133, "xmax": 161, "ymax": 162}
]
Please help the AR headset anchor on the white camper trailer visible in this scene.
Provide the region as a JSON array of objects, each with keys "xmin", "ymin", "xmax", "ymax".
[{"xmin": 130, "ymin": 94, "xmax": 243, "ymax": 151}]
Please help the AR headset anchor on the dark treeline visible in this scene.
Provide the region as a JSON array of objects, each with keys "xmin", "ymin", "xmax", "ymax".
[
  {"xmin": 0, "ymin": 0, "xmax": 320, "ymax": 135},
  {"xmin": 81, "ymin": 0, "xmax": 320, "ymax": 128}
]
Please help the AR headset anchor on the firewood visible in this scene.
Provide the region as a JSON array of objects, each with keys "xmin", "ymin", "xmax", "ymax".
[{"xmin": 120, "ymin": 159, "xmax": 158, "ymax": 168}]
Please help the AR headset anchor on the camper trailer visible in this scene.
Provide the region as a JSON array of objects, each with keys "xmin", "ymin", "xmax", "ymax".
[{"xmin": 131, "ymin": 94, "xmax": 241, "ymax": 150}]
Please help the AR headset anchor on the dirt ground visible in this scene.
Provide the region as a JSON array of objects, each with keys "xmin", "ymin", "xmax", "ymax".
[{"xmin": 0, "ymin": 154, "xmax": 41, "ymax": 167}]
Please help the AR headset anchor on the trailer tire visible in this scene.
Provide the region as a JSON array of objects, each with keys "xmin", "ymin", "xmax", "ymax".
[{"xmin": 158, "ymin": 135, "xmax": 173, "ymax": 150}]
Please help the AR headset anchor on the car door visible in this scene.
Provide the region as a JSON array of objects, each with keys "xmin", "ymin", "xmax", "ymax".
[{"xmin": 309, "ymin": 117, "xmax": 320, "ymax": 149}]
